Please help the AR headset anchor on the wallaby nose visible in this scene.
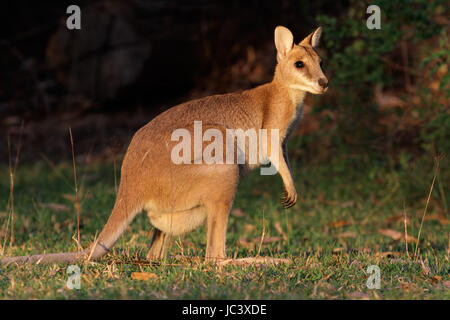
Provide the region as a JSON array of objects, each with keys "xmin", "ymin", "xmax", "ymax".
[{"xmin": 318, "ymin": 78, "xmax": 328, "ymax": 89}]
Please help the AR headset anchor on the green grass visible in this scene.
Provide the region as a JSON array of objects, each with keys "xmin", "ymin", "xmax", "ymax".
[{"xmin": 0, "ymin": 150, "xmax": 448, "ymax": 299}]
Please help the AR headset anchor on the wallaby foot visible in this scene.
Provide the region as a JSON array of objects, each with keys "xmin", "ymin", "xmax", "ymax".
[{"xmin": 147, "ymin": 229, "xmax": 170, "ymax": 260}]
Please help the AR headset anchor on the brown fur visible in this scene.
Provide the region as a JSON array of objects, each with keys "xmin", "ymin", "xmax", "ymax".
[{"xmin": 1, "ymin": 26, "xmax": 328, "ymax": 265}]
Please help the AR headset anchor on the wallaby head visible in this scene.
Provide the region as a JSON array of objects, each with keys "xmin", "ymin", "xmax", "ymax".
[{"xmin": 274, "ymin": 26, "xmax": 328, "ymax": 94}]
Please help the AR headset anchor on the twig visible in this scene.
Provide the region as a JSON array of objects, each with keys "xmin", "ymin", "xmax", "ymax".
[
  {"xmin": 7, "ymin": 134, "xmax": 14, "ymax": 246},
  {"xmin": 403, "ymin": 203, "xmax": 410, "ymax": 259},
  {"xmin": 414, "ymin": 156, "xmax": 440, "ymax": 259},
  {"xmin": 175, "ymin": 236, "xmax": 185, "ymax": 258},
  {"xmin": 69, "ymin": 127, "xmax": 81, "ymax": 251},
  {"xmin": 2, "ymin": 134, "xmax": 14, "ymax": 251},
  {"xmin": 8, "ymin": 121, "xmax": 24, "ymax": 246},
  {"xmin": 218, "ymin": 257, "xmax": 291, "ymax": 266},
  {"xmin": 447, "ymin": 234, "xmax": 449, "ymax": 259},
  {"xmin": 256, "ymin": 210, "xmax": 266, "ymax": 257},
  {"xmin": 3, "ymin": 123, "xmax": 24, "ymax": 249},
  {"xmin": 13, "ymin": 121, "xmax": 24, "ymax": 176},
  {"xmin": 87, "ymin": 231, "xmax": 99, "ymax": 263}
]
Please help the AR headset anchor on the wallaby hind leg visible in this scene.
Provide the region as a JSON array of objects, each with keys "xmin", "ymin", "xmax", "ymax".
[
  {"xmin": 204, "ymin": 201, "xmax": 233, "ymax": 262},
  {"xmin": 147, "ymin": 229, "xmax": 171, "ymax": 260},
  {"xmin": 203, "ymin": 165, "xmax": 239, "ymax": 262}
]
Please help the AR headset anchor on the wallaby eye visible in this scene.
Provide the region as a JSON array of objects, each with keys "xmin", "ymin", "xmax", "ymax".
[{"xmin": 295, "ymin": 61, "xmax": 304, "ymax": 68}]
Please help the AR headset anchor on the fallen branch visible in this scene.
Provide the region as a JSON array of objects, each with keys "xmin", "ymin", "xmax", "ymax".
[{"xmin": 218, "ymin": 257, "xmax": 291, "ymax": 266}]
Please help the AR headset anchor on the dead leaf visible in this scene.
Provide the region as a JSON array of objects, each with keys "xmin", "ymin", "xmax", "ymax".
[
  {"xmin": 348, "ymin": 292, "xmax": 370, "ymax": 300},
  {"xmin": 384, "ymin": 213, "xmax": 410, "ymax": 225},
  {"xmin": 398, "ymin": 281, "xmax": 413, "ymax": 290},
  {"xmin": 62, "ymin": 194, "xmax": 76, "ymax": 201},
  {"xmin": 244, "ymin": 224, "xmax": 255, "ymax": 233},
  {"xmin": 39, "ymin": 202, "xmax": 70, "ymax": 212},
  {"xmin": 378, "ymin": 228, "xmax": 417, "ymax": 243},
  {"xmin": 231, "ymin": 208, "xmax": 246, "ymax": 217},
  {"xmin": 338, "ymin": 232, "xmax": 357, "ymax": 238},
  {"xmin": 378, "ymin": 228, "xmax": 402, "ymax": 240},
  {"xmin": 350, "ymin": 260, "xmax": 362, "ymax": 268},
  {"xmin": 340, "ymin": 201, "xmax": 354, "ymax": 208},
  {"xmin": 430, "ymin": 81, "xmax": 440, "ymax": 92},
  {"xmin": 238, "ymin": 237, "xmax": 254, "ymax": 249},
  {"xmin": 131, "ymin": 272, "xmax": 158, "ymax": 281},
  {"xmin": 423, "ymin": 214, "xmax": 449, "ymax": 225},
  {"xmin": 328, "ymin": 220, "xmax": 351, "ymax": 228},
  {"xmin": 430, "ymin": 275, "xmax": 442, "ymax": 284},
  {"xmin": 375, "ymin": 89, "xmax": 406, "ymax": 110}
]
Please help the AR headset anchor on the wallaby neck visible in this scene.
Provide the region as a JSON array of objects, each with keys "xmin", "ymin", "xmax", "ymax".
[{"xmin": 271, "ymin": 69, "xmax": 307, "ymax": 108}]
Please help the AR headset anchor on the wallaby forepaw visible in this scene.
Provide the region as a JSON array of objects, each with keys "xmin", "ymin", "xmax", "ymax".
[{"xmin": 281, "ymin": 187, "xmax": 297, "ymax": 209}]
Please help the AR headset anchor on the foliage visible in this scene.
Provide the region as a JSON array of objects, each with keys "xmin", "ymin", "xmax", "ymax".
[
  {"xmin": 419, "ymin": 28, "xmax": 450, "ymax": 154},
  {"xmin": 314, "ymin": 0, "xmax": 448, "ymax": 158}
]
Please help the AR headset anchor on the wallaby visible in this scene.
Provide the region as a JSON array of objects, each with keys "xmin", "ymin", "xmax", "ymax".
[{"xmin": 1, "ymin": 26, "xmax": 328, "ymax": 265}]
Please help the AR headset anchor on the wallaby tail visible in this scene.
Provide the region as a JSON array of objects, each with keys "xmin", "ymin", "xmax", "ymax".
[
  {"xmin": 0, "ymin": 251, "xmax": 88, "ymax": 265},
  {"xmin": 0, "ymin": 199, "xmax": 140, "ymax": 265}
]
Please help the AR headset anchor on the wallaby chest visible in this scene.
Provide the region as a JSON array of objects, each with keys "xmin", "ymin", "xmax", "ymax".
[{"xmin": 284, "ymin": 103, "xmax": 304, "ymax": 141}]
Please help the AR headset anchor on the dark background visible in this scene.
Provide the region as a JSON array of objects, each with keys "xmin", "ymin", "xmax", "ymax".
[{"xmin": 0, "ymin": 0, "xmax": 448, "ymax": 165}]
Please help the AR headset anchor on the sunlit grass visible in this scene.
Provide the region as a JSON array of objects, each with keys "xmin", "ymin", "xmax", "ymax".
[{"xmin": 0, "ymin": 151, "xmax": 448, "ymax": 299}]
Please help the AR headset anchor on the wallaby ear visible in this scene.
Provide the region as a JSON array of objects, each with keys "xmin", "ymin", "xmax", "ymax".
[
  {"xmin": 274, "ymin": 26, "xmax": 294, "ymax": 60},
  {"xmin": 299, "ymin": 26, "xmax": 322, "ymax": 48}
]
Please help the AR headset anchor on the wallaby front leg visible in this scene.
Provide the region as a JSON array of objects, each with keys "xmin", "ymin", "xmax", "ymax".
[
  {"xmin": 282, "ymin": 141, "xmax": 292, "ymax": 172},
  {"xmin": 279, "ymin": 159, "xmax": 297, "ymax": 208},
  {"xmin": 147, "ymin": 229, "xmax": 171, "ymax": 260},
  {"xmin": 270, "ymin": 144, "xmax": 297, "ymax": 208}
]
